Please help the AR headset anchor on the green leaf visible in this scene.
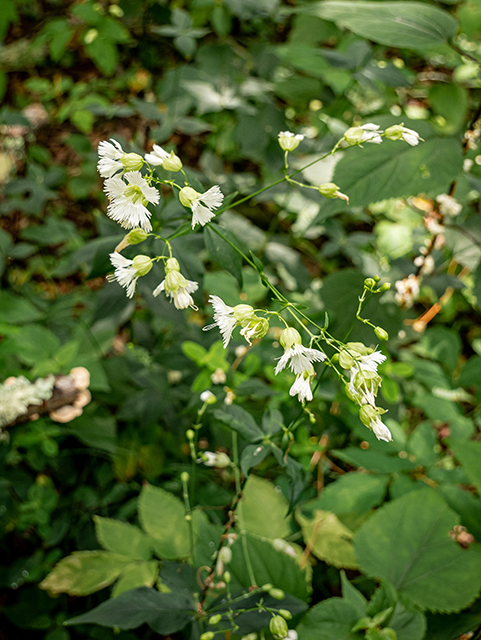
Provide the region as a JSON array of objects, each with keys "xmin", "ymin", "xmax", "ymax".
[
  {"xmin": 306, "ymin": 2, "xmax": 457, "ymax": 49},
  {"xmin": 340, "ymin": 571, "xmax": 367, "ymax": 617},
  {"xmin": 241, "ymin": 443, "xmax": 270, "ymax": 476},
  {"xmin": 111, "ymin": 561, "xmax": 159, "ymax": 598},
  {"xmin": 241, "ymin": 476, "xmax": 292, "ymax": 539},
  {"xmin": 0, "ymin": 292, "xmax": 43, "ymax": 324},
  {"xmin": 39, "ymin": 551, "xmax": 132, "ymax": 596},
  {"xmin": 331, "ymin": 123, "xmax": 462, "ymax": 210},
  {"xmin": 204, "ymin": 224, "xmax": 243, "ymax": 287},
  {"xmin": 354, "ymin": 489, "xmax": 481, "ymax": 612},
  {"xmin": 298, "ymin": 597, "xmax": 360, "ymax": 640},
  {"xmin": 214, "ymin": 405, "xmax": 264, "ymax": 442},
  {"xmin": 182, "ymin": 341, "xmax": 208, "ymax": 366},
  {"xmin": 94, "ymin": 517, "xmax": 153, "ymax": 561},
  {"xmin": 85, "ymin": 37, "xmax": 118, "ymax": 76},
  {"xmin": 448, "ymin": 438, "xmax": 481, "ymax": 493},
  {"xmin": 296, "ymin": 509, "xmax": 358, "ymax": 569},
  {"xmin": 390, "ymin": 601, "xmax": 427, "ymax": 640},
  {"xmin": 332, "ymin": 448, "xmax": 416, "ymax": 474},
  {"xmin": 138, "ymin": 484, "xmax": 190, "ymax": 560},
  {"xmin": 64, "ymin": 586, "xmax": 195, "ymax": 633},
  {"xmin": 229, "ymin": 534, "xmax": 311, "ymax": 601},
  {"xmin": 262, "ymin": 409, "xmax": 284, "ymax": 435}
]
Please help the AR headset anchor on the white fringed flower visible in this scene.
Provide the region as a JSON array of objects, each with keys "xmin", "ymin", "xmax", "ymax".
[
  {"xmin": 153, "ymin": 258, "xmax": 198, "ymax": 310},
  {"xmin": 275, "ymin": 327, "xmax": 326, "ymax": 375},
  {"xmin": 205, "ymin": 295, "xmax": 237, "ymax": 347},
  {"xmin": 436, "ymin": 193, "xmax": 462, "ymax": 217},
  {"xmin": 290, "ymin": 366, "xmax": 315, "ymax": 403},
  {"xmin": 179, "ymin": 186, "xmax": 224, "ymax": 228},
  {"xmin": 278, "ymin": 131, "xmax": 304, "ymax": 152},
  {"xmin": 107, "ymin": 253, "xmax": 139, "ymax": 298},
  {"xmin": 98, "ymin": 139, "xmax": 124, "ymax": 178},
  {"xmin": 104, "ymin": 171, "xmax": 160, "ymax": 231},
  {"xmin": 372, "ymin": 416, "xmax": 392, "ymax": 442}
]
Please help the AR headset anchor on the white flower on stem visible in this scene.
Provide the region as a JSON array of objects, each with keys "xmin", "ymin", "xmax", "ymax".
[
  {"xmin": 204, "ymin": 296, "xmax": 256, "ymax": 348},
  {"xmin": 200, "ymin": 390, "xmax": 216, "ymax": 404},
  {"xmin": 344, "ymin": 123, "xmax": 383, "ymax": 146},
  {"xmin": 98, "ymin": 139, "xmax": 124, "ymax": 178},
  {"xmin": 290, "ymin": 366, "xmax": 315, "ymax": 403},
  {"xmin": 275, "ymin": 327, "xmax": 326, "ymax": 376},
  {"xmin": 179, "ymin": 185, "xmax": 224, "ymax": 228},
  {"xmin": 372, "ymin": 416, "xmax": 392, "ymax": 442},
  {"xmin": 348, "ymin": 349, "xmax": 386, "ymax": 392},
  {"xmin": 104, "ymin": 171, "xmax": 160, "ymax": 231},
  {"xmin": 436, "ymin": 193, "xmax": 462, "ymax": 217},
  {"xmin": 145, "ymin": 144, "xmax": 182, "ymax": 171},
  {"xmin": 153, "ymin": 257, "xmax": 198, "ymax": 310},
  {"xmin": 278, "ymin": 131, "xmax": 304, "ymax": 152},
  {"xmin": 385, "ymin": 124, "xmax": 423, "ymax": 146},
  {"xmin": 107, "ymin": 252, "xmax": 152, "ymax": 298},
  {"xmin": 199, "ymin": 451, "xmax": 231, "ymax": 468},
  {"xmin": 359, "ymin": 404, "xmax": 392, "ymax": 442}
]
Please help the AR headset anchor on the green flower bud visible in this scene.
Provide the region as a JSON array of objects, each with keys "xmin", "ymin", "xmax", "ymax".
[
  {"xmin": 318, "ymin": 182, "xmax": 340, "ymax": 198},
  {"xmin": 215, "ymin": 452, "xmax": 231, "ymax": 469},
  {"xmin": 346, "ymin": 342, "xmax": 372, "ymax": 357},
  {"xmin": 179, "ymin": 186, "xmax": 200, "ymax": 208},
  {"xmin": 232, "ymin": 304, "xmax": 255, "ymax": 325},
  {"xmin": 120, "ymin": 152, "xmax": 144, "ymax": 171},
  {"xmin": 132, "ymin": 255, "xmax": 153, "ymax": 276},
  {"xmin": 278, "ymin": 610, "xmax": 292, "ymax": 620},
  {"xmin": 378, "ymin": 282, "xmax": 391, "ymax": 292},
  {"xmin": 364, "ymin": 277, "xmax": 375, "ymax": 289},
  {"xmin": 165, "ymin": 270, "xmax": 188, "ymax": 294},
  {"xmin": 374, "ymin": 275, "xmax": 381, "ymax": 283},
  {"xmin": 269, "ymin": 615, "xmax": 288, "ymax": 639},
  {"xmin": 344, "ymin": 126, "xmax": 364, "ymax": 145},
  {"xmin": 108, "ymin": 5, "xmax": 124, "ymax": 17},
  {"xmin": 209, "ymin": 614, "xmax": 222, "ymax": 626},
  {"xmin": 185, "ymin": 514, "xmax": 192, "ymax": 521},
  {"xmin": 186, "ymin": 429, "xmax": 195, "ymax": 440},
  {"xmin": 180, "ymin": 471, "xmax": 189, "ymax": 483},
  {"xmin": 200, "ymin": 633, "xmax": 215, "ymax": 640},
  {"xmin": 84, "ymin": 28, "xmax": 99, "ymax": 44},
  {"xmin": 374, "ymin": 326, "xmax": 389, "ymax": 341},
  {"xmin": 280, "ymin": 327, "xmax": 302, "ymax": 349},
  {"xmin": 223, "ymin": 571, "xmax": 231, "ymax": 583},
  {"xmin": 240, "ymin": 316, "xmax": 269, "ymax": 343},
  {"xmin": 163, "ymin": 152, "xmax": 183, "ymax": 172},
  {"xmin": 359, "ymin": 404, "xmax": 377, "ymax": 428},
  {"xmin": 165, "ymin": 257, "xmax": 180, "ymax": 272},
  {"xmin": 339, "ymin": 350, "xmax": 354, "ymax": 370},
  {"xmin": 261, "ymin": 583, "xmax": 273, "ymax": 591},
  {"xmin": 126, "ymin": 228, "xmax": 149, "ymax": 245},
  {"xmin": 218, "ymin": 546, "xmax": 232, "ymax": 565},
  {"xmin": 268, "ymin": 588, "xmax": 285, "ymax": 600},
  {"xmin": 384, "ymin": 124, "xmax": 404, "ymax": 141}
]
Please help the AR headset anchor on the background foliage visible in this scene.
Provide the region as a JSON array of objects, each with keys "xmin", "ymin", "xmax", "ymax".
[{"xmin": 1, "ymin": 1, "xmax": 481, "ymax": 640}]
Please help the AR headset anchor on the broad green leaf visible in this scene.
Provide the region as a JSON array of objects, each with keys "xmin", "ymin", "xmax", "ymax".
[
  {"xmin": 437, "ymin": 484, "xmax": 481, "ymax": 541},
  {"xmin": 111, "ymin": 561, "xmax": 159, "ymax": 598},
  {"xmin": 214, "ymin": 405, "xmax": 264, "ymax": 442},
  {"xmin": 297, "ymin": 509, "xmax": 358, "ymax": 569},
  {"xmin": 93, "ymin": 517, "xmax": 153, "ymax": 560},
  {"xmin": 332, "ymin": 448, "xmax": 416, "ymax": 474},
  {"xmin": 182, "ymin": 341, "xmax": 208, "ymax": 366},
  {"xmin": 459, "ymin": 355, "xmax": 481, "ymax": 387},
  {"xmin": 354, "ymin": 489, "xmax": 481, "ymax": 612},
  {"xmin": 229, "ymin": 534, "xmax": 311, "ymax": 601},
  {"xmin": 204, "ymin": 224, "xmax": 243, "ymax": 287},
  {"xmin": 303, "ymin": 472, "xmax": 389, "ymax": 516},
  {"xmin": 241, "ymin": 476, "xmax": 292, "ymax": 540},
  {"xmin": 65, "ymin": 586, "xmax": 195, "ymax": 633},
  {"xmin": 424, "ymin": 599, "xmax": 481, "ymax": 640},
  {"xmin": 449, "ymin": 439, "xmax": 481, "ymax": 493},
  {"xmin": 341, "ymin": 571, "xmax": 367, "ymax": 617},
  {"xmin": 241, "ymin": 443, "xmax": 270, "ymax": 476},
  {"xmin": 331, "ymin": 123, "xmax": 463, "ymax": 210},
  {"xmin": 39, "ymin": 551, "xmax": 132, "ymax": 596},
  {"xmin": 298, "ymin": 597, "xmax": 360, "ymax": 640},
  {"xmin": 306, "ymin": 2, "xmax": 457, "ymax": 49},
  {"xmin": 0, "ymin": 292, "xmax": 43, "ymax": 324},
  {"xmin": 138, "ymin": 484, "xmax": 190, "ymax": 560},
  {"xmin": 390, "ymin": 601, "xmax": 426, "ymax": 640}
]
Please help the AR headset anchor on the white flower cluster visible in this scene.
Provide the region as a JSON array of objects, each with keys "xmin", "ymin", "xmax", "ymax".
[
  {"xmin": 343, "ymin": 123, "xmax": 422, "ymax": 147},
  {"xmin": 339, "ymin": 343, "xmax": 391, "ymax": 442}
]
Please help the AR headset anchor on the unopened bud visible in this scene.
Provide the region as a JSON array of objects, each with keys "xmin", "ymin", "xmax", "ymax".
[
  {"xmin": 200, "ymin": 390, "xmax": 216, "ymax": 404},
  {"xmin": 378, "ymin": 282, "xmax": 391, "ymax": 292},
  {"xmin": 132, "ymin": 255, "xmax": 153, "ymax": 276},
  {"xmin": 180, "ymin": 471, "xmax": 190, "ymax": 483},
  {"xmin": 165, "ymin": 257, "xmax": 180, "ymax": 272},
  {"xmin": 209, "ymin": 614, "xmax": 222, "ymax": 625},
  {"xmin": 364, "ymin": 277, "xmax": 375, "ymax": 289},
  {"xmin": 126, "ymin": 228, "xmax": 149, "ymax": 244},
  {"xmin": 201, "ymin": 633, "xmax": 215, "ymax": 640},
  {"xmin": 339, "ymin": 350, "xmax": 354, "ymax": 370},
  {"xmin": 163, "ymin": 152, "xmax": 183, "ymax": 172},
  {"xmin": 218, "ymin": 546, "xmax": 232, "ymax": 565},
  {"xmin": 261, "ymin": 583, "xmax": 273, "ymax": 591},
  {"xmin": 278, "ymin": 610, "xmax": 292, "ymax": 620},
  {"xmin": 374, "ymin": 326, "xmax": 389, "ymax": 341},
  {"xmin": 318, "ymin": 182, "xmax": 340, "ymax": 198},
  {"xmin": 120, "ymin": 152, "xmax": 144, "ymax": 171},
  {"xmin": 179, "ymin": 186, "xmax": 199, "ymax": 208},
  {"xmin": 269, "ymin": 588, "xmax": 285, "ymax": 600},
  {"xmin": 186, "ymin": 429, "xmax": 195, "ymax": 440},
  {"xmin": 84, "ymin": 28, "xmax": 98, "ymax": 44},
  {"xmin": 280, "ymin": 327, "xmax": 302, "ymax": 349},
  {"xmin": 223, "ymin": 571, "xmax": 231, "ymax": 583},
  {"xmin": 269, "ymin": 615, "xmax": 288, "ymax": 639},
  {"xmin": 374, "ymin": 275, "xmax": 381, "ymax": 282}
]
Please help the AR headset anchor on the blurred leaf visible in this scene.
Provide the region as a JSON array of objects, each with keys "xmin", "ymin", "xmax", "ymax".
[
  {"xmin": 297, "ymin": 509, "xmax": 358, "ymax": 569},
  {"xmin": 204, "ymin": 224, "xmax": 243, "ymax": 287},
  {"xmin": 214, "ymin": 405, "xmax": 264, "ymax": 442},
  {"xmin": 449, "ymin": 439, "xmax": 481, "ymax": 492},
  {"xmin": 241, "ymin": 476, "xmax": 292, "ymax": 539}
]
